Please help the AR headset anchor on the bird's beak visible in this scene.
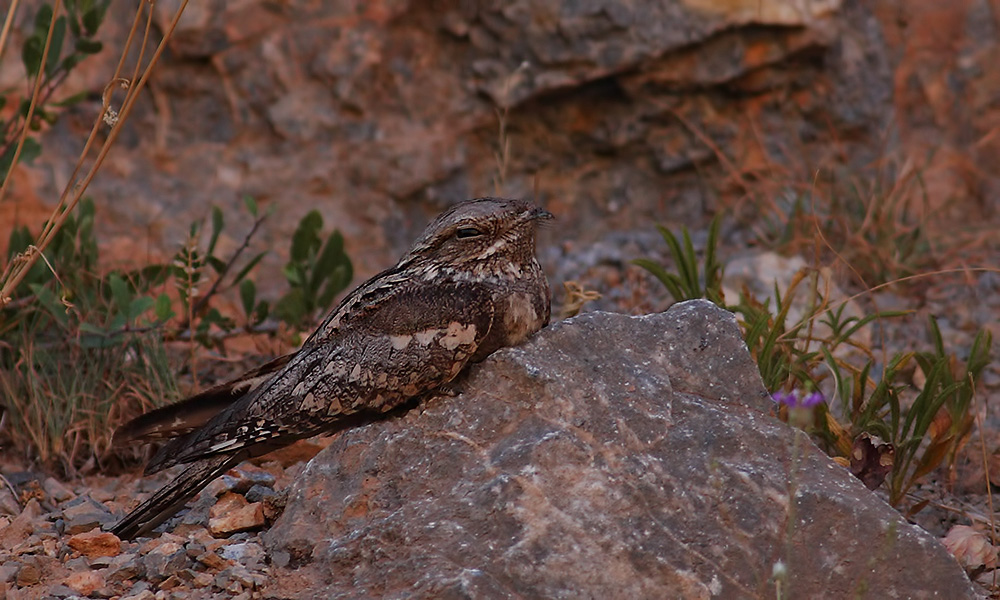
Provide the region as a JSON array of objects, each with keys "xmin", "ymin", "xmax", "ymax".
[{"xmin": 530, "ymin": 207, "xmax": 554, "ymax": 221}]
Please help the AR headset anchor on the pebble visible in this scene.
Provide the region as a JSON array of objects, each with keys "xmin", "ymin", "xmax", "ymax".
[
  {"xmin": 67, "ymin": 528, "xmax": 122, "ymax": 557},
  {"xmin": 1, "ymin": 469, "xmax": 280, "ymax": 599},
  {"xmin": 244, "ymin": 484, "xmax": 278, "ymax": 503},
  {"xmin": 221, "ymin": 541, "xmax": 266, "ymax": 566},
  {"xmin": 43, "ymin": 477, "xmax": 76, "ymax": 503},
  {"xmin": 61, "ymin": 495, "xmax": 116, "ymax": 534},
  {"xmin": 16, "ymin": 563, "xmax": 41, "ymax": 586},
  {"xmin": 63, "ymin": 569, "xmax": 105, "ymax": 595},
  {"xmin": 220, "ymin": 464, "xmax": 277, "ymax": 495},
  {"xmin": 209, "ymin": 501, "xmax": 265, "ymax": 535},
  {"xmin": 0, "ymin": 498, "xmax": 41, "ymax": 551},
  {"xmin": 0, "ymin": 486, "xmax": 21, "ymax": 515}
]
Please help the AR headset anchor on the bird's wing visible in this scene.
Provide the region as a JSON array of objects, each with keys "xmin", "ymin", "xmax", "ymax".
[
  {"xmin": 144, "ymin": 281, "xmax": 496, "ymax": 473},
  {"xmin": 113, "ymin": 354, "xmax": 293, "ymax": 444}
]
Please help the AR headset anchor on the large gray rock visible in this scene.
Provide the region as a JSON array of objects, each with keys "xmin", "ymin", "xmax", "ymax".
[{"xmin": 263, "ymin": 300, "xmax": 974, "ymax": 599}]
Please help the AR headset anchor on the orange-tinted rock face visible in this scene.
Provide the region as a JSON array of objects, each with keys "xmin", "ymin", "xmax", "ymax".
[{"xmin": 2, "ymin": 1, "xmax": 994, "ymax": 285}]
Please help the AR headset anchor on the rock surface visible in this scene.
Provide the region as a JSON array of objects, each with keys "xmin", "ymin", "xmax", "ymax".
[{"xmin": 263, "ymin": 300, "xmax": 975, "ymax": 598}]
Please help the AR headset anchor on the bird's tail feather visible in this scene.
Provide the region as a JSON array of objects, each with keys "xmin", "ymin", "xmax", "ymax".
[{"xmin": 109, "ymin": 453, "xmax": 243, "ymax": 539}]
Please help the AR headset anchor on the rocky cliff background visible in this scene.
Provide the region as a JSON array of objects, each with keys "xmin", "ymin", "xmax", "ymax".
[{"xmin": 4, "ymin": 0, "xmax": 998, "ymax": 293}]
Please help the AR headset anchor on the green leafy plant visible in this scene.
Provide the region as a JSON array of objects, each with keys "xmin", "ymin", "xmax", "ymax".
[
  {"xmin": 1, "ymin": 196, "xmax": 355, "ymax": 473},
  {"xmin": 1, "ymin": 199, "xmax": 178, "ymax": 473},
  {"xmin": 632, "ymin": 214, "xmax": 724, "ymax": 306},
  {"xmin": 1, "ymin": 1, "xmax": 110, "ymax": 183},
  {"xmin": 274, "ymin": 209, "xmax": 353, "ymax": 329}
]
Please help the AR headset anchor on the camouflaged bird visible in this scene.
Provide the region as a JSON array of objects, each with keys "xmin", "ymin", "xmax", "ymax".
[{"xmin": 109, "ymin": 197, "xmax": 552, "ymax": 539}]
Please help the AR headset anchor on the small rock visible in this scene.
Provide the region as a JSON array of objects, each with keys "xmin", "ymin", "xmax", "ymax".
[
  {"xmin": 64, "ymin": 556, "xmax": 90, "ymax": 570},
  {"xmin": 221, "ymin": 464, "xmax": 277, "ymax": 495},
  {"xmin": 220, "ymin": 541, "xmax": 265, "ymax": 566},
  {"xmin": 158, "ymin": 574, "xmax": 183, "ymax": 590},
  {"xmin": 67, "ymin": 529, "xmax": 121, "ymax": 558},
  {"xmin": 121, "ymin": 589, "xmax": 156, "ymax": 600},
  {"xmin": 142, "ymin": 542, "xmax": 190, "ymax": 583},
  {"xmin": 262, "ymin": 490, "xmax": 287, "ymax": 521},
  {"xmin": 184, "ymin": 541, "xmax": 205, "ymax": 559},
  {"xmin": 107, "ymin": 553, "xmax": 145, "ymax": 581},
  {"xmin": 195, "ymin": 550, "xmax": 230, "ymax": 570},
  {"xmin": 0, "ymin": 498, "xmax": 41, "ymax": 550},
  {"xmin": 192, "ymin": 571, "xmax": 215, "ymax": 588},
  {"xmin": 63, "ymin": 570, "xmax": 105, "ymax": 595},
  {"xmin": 209, "ymin": 502, "xmax": 265, "ymax": 535},
  {"xmin": 0, "ymin": 562, "xmax": 19, "ymax": 583},
  {"xmin": 47, "ymin": 584, "xmax": 79, "ymax": 598},
  {"xmin": 139, "ymin": 533, "xmax": 186, "ymax": 555},
  {"xmin": 244, "ymin": 484, "xmax": 277, "ymax": 504},
  {"xmin": 270, "ymin": 549, "xmax": 290, "ymax": 569},
  {"xmin": 16, "ymin": 563, "xmax": 41, "ymax": 586},
  {"xmin": 221, "ymin": 564, "xmax": 267, "ymax": 589},
  {"xmin": 89, "ymin": 555, "xmax": 114, "ymax": 568},
  {"xmin": 210, "ymin": 492, "xmax": 248, "ymax": 519},
  {"xmin": 0, "ymin": 486, "xmax": 21, "ymax": 515},
  {"xmin": 43, "ymin": 477, "xmax": 75, "ymax": 503},
  {"xmin": 61, "ymin": 496, "xmax": 115, "ymax": 534}
]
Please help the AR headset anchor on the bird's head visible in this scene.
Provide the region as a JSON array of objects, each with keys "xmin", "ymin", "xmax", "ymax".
[{"xmin": 402, "ymin": 197, "xmax": 553, "ymax": 276}]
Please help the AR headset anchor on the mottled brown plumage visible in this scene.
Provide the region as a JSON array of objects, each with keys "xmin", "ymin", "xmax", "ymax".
[{"xmin": 110, "ymin": 197, "xmax": 552, "ymax": 538}]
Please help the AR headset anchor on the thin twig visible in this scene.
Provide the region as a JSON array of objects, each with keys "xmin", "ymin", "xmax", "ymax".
[
  {"xmin": 0, "ymin": 0, "xmax": 20, "ymax": 66},
  {"xmin": 0, "ymin": 0, "xmax": 62, "ymax": 204}
]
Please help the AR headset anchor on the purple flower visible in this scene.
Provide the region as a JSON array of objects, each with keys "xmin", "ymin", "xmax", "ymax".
[
  {"xmin": 771, "ymin": 389, "xmax": 825, "ymax": 408},
  {"xmin": 801, "ymin": 391, "xmax": 825, "ymax": 408}
]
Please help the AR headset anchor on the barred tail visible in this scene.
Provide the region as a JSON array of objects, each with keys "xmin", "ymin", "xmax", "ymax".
[{"xmin": 109, "ymin": 453, "xmax": 242, "ymax": 539}]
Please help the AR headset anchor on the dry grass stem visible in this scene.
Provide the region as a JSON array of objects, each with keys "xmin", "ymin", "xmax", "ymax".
[{"xmin": 0, "ymin": 0, "xmax": 191, "ymax": 308}]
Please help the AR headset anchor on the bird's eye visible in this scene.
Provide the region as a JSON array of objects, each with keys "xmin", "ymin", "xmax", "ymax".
[{"xmin": 455, "ymin": 227, "xmax": 483, "ymax": 239}]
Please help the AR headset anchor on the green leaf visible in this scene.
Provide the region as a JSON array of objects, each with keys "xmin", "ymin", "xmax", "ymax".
[
  {"xmin": 274, "ymin": 288, "xmax": 308, "ymax": 327},
  {"xmin": 282, "ymin": 264, "xmax": 305, "ymax": 287},
  {"xmin": 127, "ymin": 296, "xmax": 155, "ymax": 322},
  {"xmin": 107, "ymin": 273, "xmax": 132, "ymax": 312},
  {"xmin": 243, "ymin": 195, "xmax": 258, "ymax": 218},
  {"xmin": 74, "ymin": 38, "xmax": 102, "ymax": 54},
  {"xmin": 319, "ymin": 260, "xmax": 353, "ymax": 309},
  {"xmin": 232, "ymin": 251, "xmax": 267, "ymax": 285},
  {"xmin": 290, "ymin": 211, "xmax": 322, "ymax": 262},
  {"xmin": 78, "ymin": 322, "xmax": 107, "ymax": 336},
  {"xmin": 28, "ymin": 283, "xmax": 68, "ymax": 327},
  {"xmin": 310, "ymin": 230, "xmax": 345, "ymax": 293},
  {"xmin": 22, "ymin": 36, "xmax": 44, "ymax": 77},
  {"xmin": 208, "ymin": 206, "xmax": 224, "ymax": 255},
  {"xmin": 6, "ymin": 225, "xmax": 32, "ymax": 259},
  {"xmin": 252, "ymin": 300, "xmax": 270, "ymax": 325},
  {"xmin": 239, "ymin": 279, "xmax": 256, "ymax": 317},
  {"xmin": 139, "ymin": 264, "xmax": 170, "ymax": 287},
  {"xmin": 632, "ymin": 258, "xmax": 685, "ymax": 303},
  {"xmin": 35, "ymin": 4, "xmax": 54, "ymax": 32},
  {"xmin": 82, "ymin": 5, "xmax": 103, "ymax": 35},
  {"xmin": 45, "ymin": 16, "xmax": 67, "ymax": 77},
  {"xmin": 155, "ymin": 292, "xmax": 175, "ymax": 322},
  {"xmin": 18, "ymin": 138, "xmax": 42, "ymax": 164},
  {"xmin": 67, "ymin": 9, "xmax": 81, "ymax": 37},
  {"xmin": 1, "ymin": 138, "xmax": 42, "ymax": 182},
  {"xmin": 207, "ymin": 255, "xmax": 227, "ymax": 275}
]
